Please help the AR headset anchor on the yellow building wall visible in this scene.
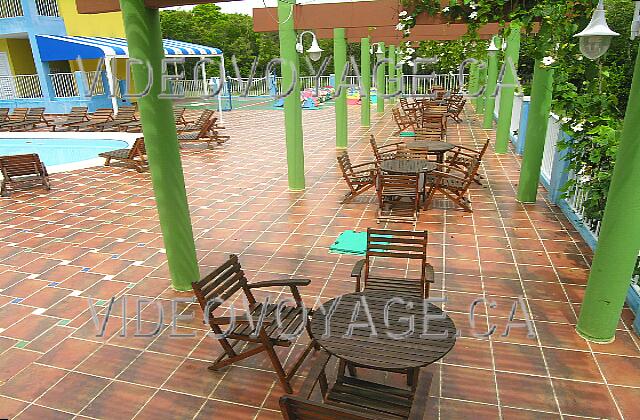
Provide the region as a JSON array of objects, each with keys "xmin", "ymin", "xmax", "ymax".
[
  {"xmin": 0, "ymin": 39, "xmax": 37, "ymax": 75},
  {"xmin": 57, "ymin": 0, "xmax": 126, "ymax": 37}
]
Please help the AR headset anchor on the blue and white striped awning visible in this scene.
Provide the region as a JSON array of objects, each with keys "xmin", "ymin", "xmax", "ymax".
[{"xmin": 36, "ymin": 35, "xmax": 222, "ymax": 61}]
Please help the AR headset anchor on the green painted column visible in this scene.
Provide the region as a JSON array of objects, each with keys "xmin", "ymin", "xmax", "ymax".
[
  {"xmin": 495, "ymin": 23, "xmax": 521, "ymax": 153},
  {"xmin": 118, "ymin": 0, "xmax": 198, "ymax": 291},
  {"xmin": 278, "ymin": 0, "xmax": 305, "ymax": 189},
  {"xmin": 376, "ymin": 42, "xmax": 385, "ymax": 113},
  {"xmin": 388, "ymin": 45, "xmax": 396, "ymax": 103},
  {"xmin": 577, "ymin": 46, "xmax": 640, "ymax": 343},
  {"xmin": 516, "ymin": 62, "xmax": 554, "ymax": 203},
  {"xmin": 467, "ymin": 62, "xmax": 479, "ymax": 108},
  {"xmin": 483, "ymin": 37, "xmax": 500, "ymax": 129},
  {"xmin": 476, "ymin": 65, "xmax": 487, "ymax": 114},
  {"xmin": 334, "ymin": 28, "xmax": 348, "ymax": 149},
  {"xmin": 360, "ymin": 37, "xmax": 371, "ymax": 127}
]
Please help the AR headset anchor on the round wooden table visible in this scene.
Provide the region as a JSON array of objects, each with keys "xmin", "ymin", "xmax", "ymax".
[
  {"xmin": 380, "ymin": 158, "xmax": 436, "ymax": 175},
  {"xmin": 405, "ymin": 141, "xmax": 455, "ymax": 163},
  {"xmin": 310, "ymin": 291, "xmax": 457, "ymax": 377}
]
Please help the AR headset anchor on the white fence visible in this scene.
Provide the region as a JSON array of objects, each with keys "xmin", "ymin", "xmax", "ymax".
[
  {"xmin": 35, "ymin": 0, "xmax": 59, "ymax": 17},
  {"xmin": 564, "ymin": 171, "xmax": 602, "ymax": 238},
  {"xmin": 0, "ymin": 0, "xmax": 23, "ymax": 18},
  {"xmin": 0, "ymin": 75, "xmax": 43, "ymax": 99},
  {"xmin": 50, "ymin": 72, "xmax": 106, "ymax": 98},
  {"xmin": 540, "ymin": 114, "xmax": 561, "ymax": 184}
]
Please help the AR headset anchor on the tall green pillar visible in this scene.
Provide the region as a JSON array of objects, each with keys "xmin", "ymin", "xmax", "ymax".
[
  {"xmin": 360, "ymin": 37, "xmax": 371, "ymax": 127},
  {"xmin": 483, "ymin": 37, "xmax": 500, "ymax": 129},
  {"xmin": 334, "ymin": 28, "xmax": 348, "ymax": 149},
  {"xmin": 495, "ymin": 23, "xmax": 521, "ymax": 153},
  {"xmin": 376, "ymin": 42, "xmax": 385, "ymax": 113},
  {"xmin": 476, "ymin": 65, "xmax": 487, "ymax": 114},
  {"xmin": 516, "ymin": 62, "xmax": 554, "ymax": 203},
  {"xmin": 118, "ymin": 0, "xmax": 198, "ymax": 291},
  {"xmin": 577, "ymin": 46, "xmax": 640, "ymax": 343},
  {"xmin": 388, "ymin": 45, "xmax": 396, "ymax": 103},
  {"xmin": 278, "ymin": 0, "xmax": 305, "ymax": 189},
  {"xmin": 467, "ymin": 62, "xmax": 479, "ymax": 108}
]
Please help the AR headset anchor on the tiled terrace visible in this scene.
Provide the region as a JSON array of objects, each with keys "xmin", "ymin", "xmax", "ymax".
[{"xmin": 0, "ymin": 104, "xmax": 638, "ymax": 419}]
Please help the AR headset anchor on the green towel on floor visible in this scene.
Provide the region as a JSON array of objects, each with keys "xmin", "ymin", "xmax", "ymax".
[
  {"xmin": 329, "ymin": 230, "xmax": 367, "ymax": 255},
  {"xmin": 400, "ymin": 131, "xmax": 416, "ymax": 137}
]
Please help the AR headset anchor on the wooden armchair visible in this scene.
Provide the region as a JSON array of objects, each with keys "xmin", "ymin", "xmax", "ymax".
[
  {"xmin": 280, "ymin": 350, "xmax": 433, "ymax": 420},
  {"xmin": 376, "ymin": 173, "xmax": 421, "ymax": 224},
  {"xmin": 0, "ymin": 153, "xmax": 50, "ymax": 197},
  {"xmin": 369, "ymin": 135, "xmax": 404, "ymax": 162},
  {"xmin": 192, "ymin": 254, "xmax": 316, "ymax": 393},
  {"xmin": 447, "ymin": 98, "xmax": 466, "ymax": 123},
  {"xmin": 445, "ymin": 139, "xmax": 489, "ymax": 185},
  {"xmin": 351, "ymin": 228, "xmax": 434, "ymax": 299},
  {"xmin": 424, "ymin": 158, "xmax": 480, "ymax": 212},
  {"xmin": 391, "ymin": 107, "xmax": 416, "ymax": 135},
  {"xmin": 337, "ymin": 151, "xmax": 377, "ymax": 203}
]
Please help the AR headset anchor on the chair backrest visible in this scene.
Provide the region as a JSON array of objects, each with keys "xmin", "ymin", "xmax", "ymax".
[
  {"xmin": 461, "ymin": 157, "xmax": 481, "ymax": 190},
  {"xmin": 0, "ymin": 154, "xmax": 46, "ymax": 179},
  {"xmin": 337, "ymin": 151, "xmax": 355, "ymax": 178},
  {"xmin": 363, "ymin": 228, "xmax": 429, "ymax": 287},
  {"xmin": 127, "ymin": 137, "xmax": 147, "ymax": 160},
  {"xmin": 191, "ymin": 255, "xmax": 254, "ymax": 318},
  {"xmin": 196, "ymin": 116, "xmax": 216, "ymax": 138},
  {"xmin": 369, "ymin": 135, "xmax": 393, "ymax": 162},
  {"xmin": 280, "ymin": 396, "xmax": 378, "ymax": 420},
  {"xmin": 195, "ymin": 109, "xmax": 215, "ymax": 126},
  {"xmin": 414, "ymin": 127, "xmax": 442, "ymax": 141},
  {"xmin": 115, "ymin": 106, "xmax": 136, "ymax": 120},
  {"xmin": 91, "ymin": 108, "xmax": 114, "ymax": 121},
  {"xmin": 68, "ymin": 107, "xmax": 88, "ymax": 118},
  {"xmin": 8, "ymin": 108, "xmax": 28, "ymax": 121},
  {"xmin": 0, "ymin": 108, "xmax": 9, "ymax": 121},
  {"xmin": 477, "ymin": 139, "xmax": 490, "ymax": 160},
  {"xmin": 26, "ymin": 108, "xmax": 45, "ymax": 119}
]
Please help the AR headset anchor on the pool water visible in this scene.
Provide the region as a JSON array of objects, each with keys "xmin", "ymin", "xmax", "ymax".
[{"xmin": 0, "ymin": 138, "xmax": 128, "ymax": 167}]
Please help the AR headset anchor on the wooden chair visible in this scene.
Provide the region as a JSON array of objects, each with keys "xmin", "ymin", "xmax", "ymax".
[
  {"xmin": 351, "ymin": 228, "xmax": 434, "ymax": 298},
  {"xmin": 280, "ymin": 350, "xmax": 432, "ymax": 420},
  {"xmin": 424, "ymin": 157, "xmax": 480, "ymax": 212},
  {"xmin": 447, "ymin": 99, "xmax": 466, "ymax": 123},
  {"xmin": 93, "ymin": 106, "xmax": 137, "ymax": 131},
  {"xmin": 51, "ymin": 107, "xmax": 89, "ymax": 131},
  {"xmin": 0, "ymin": 108, "xmax": 50, "ymax": 131},
  {"xmin": 445, "ymin": 139, "xmax": 490, "ymax": 185},
  {"xmin": 391, "ymin": 107, "xmax": 416, "ymax": 135},
  {"xmin": 337, "ymin": 151, "xmax": 377, "ymax": 203},
  {"xmin": 376, "ymin": 173, "xmax": 421, "ymax": 224},
  {"xmin": 178, "ymin": 116, "xmax": 226, "ymax": 148},
  {"xmin": 0, "ymin": 108, "xmax": 28, "ymax": 129},
  {"xmin": 99, "ymin": 137, "xmax": 147, "ymax": 172},
  {"xmin": 0, "ymin": 153, "xmax": 50, "ymax": 197},
  {"xmin": 58, "ymin": 108, "xmax": 113, "ymax": 132},
  {"xmin": 369, "ymin": 135, "xmax": 404, "ymax": 163},
  {"xmin": 192, "ymin": 254, "xmax": 316, "ymax": 393}
]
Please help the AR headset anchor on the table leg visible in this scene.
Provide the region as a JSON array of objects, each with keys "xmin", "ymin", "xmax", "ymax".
[{"xmin": 407, "ymin": 367, "xmax": 420, "ymax": 392}]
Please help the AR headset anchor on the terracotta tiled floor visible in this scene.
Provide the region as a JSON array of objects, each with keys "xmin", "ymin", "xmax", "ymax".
[{"xmin": 0, "ymin": 104, "xmax": 639, "ymax": 419}]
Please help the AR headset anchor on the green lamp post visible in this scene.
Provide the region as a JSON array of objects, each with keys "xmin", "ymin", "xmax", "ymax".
[{"xmin": 483, "ymin": 37, "xmax": 500, "ymax": 129}]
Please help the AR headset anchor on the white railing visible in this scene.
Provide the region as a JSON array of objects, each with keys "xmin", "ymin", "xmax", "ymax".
[
  {"xmin": 51, "ymin": 73, "xmax": 79, "ymax": 98},
  {"xmin": 171, "ymin": 79, "xmax": 208, "ymax": 97},
  {"xmin": 564, "ymin": 171, "xmax": 602, "ymax": 238},
  {"xmin": 0, "ymin": 0, "xmax": 23, "ymax": 18},
  {"xmin": 395, "ymin": 73, "xmax": 466, "ymax": 94},
  {"xmin": 86, "ymin": 71, "xmax": 105, "ymax": 95},
  {"xmin": 35, "ymin": 0, "xmax": 59, "ymax": 17},
  {"xmin": 0, "ymin": 75, "xmax": 43, "ymax": 99},
  {"xmin": 540, "ymin": 114, "xmax": 561, "ymax": 184}
]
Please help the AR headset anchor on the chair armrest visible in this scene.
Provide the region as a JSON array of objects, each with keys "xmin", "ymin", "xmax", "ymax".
[
  {"xmin": 434, "ymin": 163, "xmax": 468, "ymax": 176},
  {"xmin": 247, "ymin": 278, "xmax": 311, "ymax": 289},
  {"xmin": 408, "ymin": 368, "xmax": 435, "ymax": 420},
  {"xmin": 350, "ymin": 162, "xmax": 377, "ymax": 170},
  {"xmin": 298, "ymin": 350, "xmax": 332, "ymax": 398},
  {"xmin": 425, "ymin": 263, "xmax": 435, "ymax": 283},
  {"xmin": 351, "ymin": 259, "xmax": 365, "ymax": 279}
]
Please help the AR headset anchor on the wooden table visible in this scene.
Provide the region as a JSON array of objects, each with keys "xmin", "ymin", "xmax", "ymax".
[
  {"xmin": 309, "ymin": 291, "xmax": 457, "ymax": 386},
  {"xmin": 380, "ymin": 158, "xmax": 436, "ymax": 175},
  {"xmin": 405, "ymin": 140, "xmax": 455, "ymax": 163}
]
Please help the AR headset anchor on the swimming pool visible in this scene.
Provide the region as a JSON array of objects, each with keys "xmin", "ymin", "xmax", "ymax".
[{"xmin": 0, "ymin": 138, "xmax": 128, "ymax": 168}]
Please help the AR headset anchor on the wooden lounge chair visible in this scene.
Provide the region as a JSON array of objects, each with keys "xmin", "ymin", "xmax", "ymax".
[
  {"xmin": 280, "ymin": 350, "xmax": 433, "ymax": 420},
  {"xmin": 391, "ymin": 107, "xmax": 416, "ymax": 135},
  {"xmin": 99, "ymin": 137, "xmax": 147, "ymax": 172},
  {"xmin": 50, "ymin": 107, "xmax": 89, "ymax": 131},
  {"xmin": 58, "ymin": 108, "xmax": 113, "ymax": 132},
  {"xmin": 0, "ymin": 108, "xmax": 28, "ymax": 129},
  {"xmin": 191, "ymin": 254, "xmax": 316, "ymax": 393},
  {"xmin": 1, "ymin": 108, "xmax": 52, "ymax": 131},
  {"xmin": 337, "ymin": 151, "xmax": 377, "ymax": 203},
  {"xmin": 178, "ymin": 108, "xmax": 214, "ymax": 132},
  {"xmin": 376, "ymin": 173, "xmax": 421, "ymax": 224},
  {"xmin": 174, "ymin": 107, "xmax": 188, "ymax": 126},
  {"xmin": 120, "ymin": 108, "xmax": 188, "ymax": 133},
  {"xmin": 445, "ymin": 138, "xmax": 490, "ymax": 185},
  {"xmin": 351, "ymin": 227, "xmax": 434, "ymax": 299},
  {"xmin": 424, "ymin": 157, "xmax": 480, "ymax": 212},
  {"xmin": 93, "ymin": 106, "xmax": 137, "ymax": 131},
  {"xmin": 177, "ymin": 116, "xmax": 225, "ymax": 148},
  {"xmin": 0, "ymin": 153, "xmax": 50, "ymax": 197},
  {"xmin": 369, "ymin": 134, "xmax": 404, "ymax": 162}
]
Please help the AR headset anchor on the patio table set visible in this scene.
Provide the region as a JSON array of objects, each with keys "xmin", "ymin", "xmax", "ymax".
[{"xmin": 192, "ymin": 229, "xmax": 457, "ymax": 419}]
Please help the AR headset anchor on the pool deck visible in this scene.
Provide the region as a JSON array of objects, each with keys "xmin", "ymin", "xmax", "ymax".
[{"xmin": 0, "ymin": 105, "xmax": 638, "ymax": 419}]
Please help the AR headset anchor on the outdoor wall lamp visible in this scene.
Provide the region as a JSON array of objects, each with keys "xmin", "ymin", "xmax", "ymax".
[
  {"xmin": 574, "ymin": 0, "xmax": 620, "ymax": 60},
  {"xmin": 296, "ymin": 31, "xmax": 323, "ymax": 61},
  {"xmin": 487, "ymin": 38, "xmax": 499, "ymax": 54},
  {"xmin": 370, "ymin": 43, "xmax": 385, "ymax": 60}
]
